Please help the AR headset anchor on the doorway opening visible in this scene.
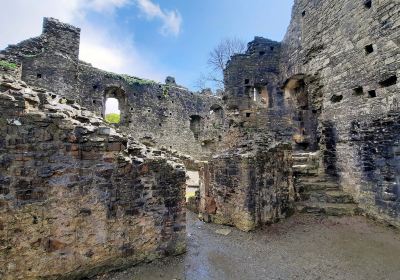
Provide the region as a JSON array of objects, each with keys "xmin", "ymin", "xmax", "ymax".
[
  {"xmin": 103, "ymin": 87, "xmax": 126, "ymax": 125},
  {"xmin": 104, "ymin": 97, "xmax": 121, "ymax": 124}
]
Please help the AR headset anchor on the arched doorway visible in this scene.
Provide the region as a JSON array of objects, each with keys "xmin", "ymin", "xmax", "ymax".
[
  {"xmin": 283, "ymin": 75, "xmax": 318, "ymax": 151},
  {"xmin": 190, "ymin": 115, "xmax": 202, "ymax": 140}
]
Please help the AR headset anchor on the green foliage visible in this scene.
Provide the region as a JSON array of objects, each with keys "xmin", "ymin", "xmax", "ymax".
[
  {"xmin": 162, "ymin": 85, "xmax": 170, "ymax": 97},
  {"xmin": 105, "ymin": 113, "xmax": 121, "ymax": 124},
  {"xmin": 0, "ymin": 60, "xmax": 17, "ymax": 70}
]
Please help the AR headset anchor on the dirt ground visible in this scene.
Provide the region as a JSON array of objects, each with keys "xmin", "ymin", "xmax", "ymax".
[{"xmin": 94, "ymin": 211, "xmax": 400, "ymax": 280}]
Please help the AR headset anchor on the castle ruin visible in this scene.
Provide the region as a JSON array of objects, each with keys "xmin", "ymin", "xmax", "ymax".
[{"xmin": 0, "ymin": 0, "xmax": 399, "ymax": 279}]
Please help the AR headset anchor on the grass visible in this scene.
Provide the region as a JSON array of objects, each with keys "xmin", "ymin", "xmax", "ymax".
[
  {"xmin": 105, "ymin": 113, "xmax": 121, "ymax": 124},
  {"xmin": 186, "ymin": 189, "xmax": 197, "ymax": 201},
  {"xmin": 0, "ymin": 60, "xmax": 17, "ymax": 70}
]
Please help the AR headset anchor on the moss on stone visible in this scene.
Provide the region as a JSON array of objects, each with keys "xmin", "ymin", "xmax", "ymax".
[
  {"xmin": 162, "ymin": 85, "xmax": 170, "ymax": 97},
  {"xmin": 172, "ymin": 241, "xmax": 187, "ymax": 255},
  {"xmin": 0, "ymin": 60, "xmax": 17, "ymax": 70},
  {"xmin": 121, "ymin": 74, "xmax": 157, "ymax": 86}
]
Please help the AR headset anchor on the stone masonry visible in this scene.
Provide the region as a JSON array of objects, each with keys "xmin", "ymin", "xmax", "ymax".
[
  {"xmin": 0, "ymin": 0, "xmax": 399, "ymax": 278},
  {"xmin": 281, "ymin": 0, "xmax": 400, "ymax": 226},
  {"xmin": 199, "ymin": 144, "xmax": 294, "ymax": 231},
  {"xmin": 0, "ymin": 68, "xmax": 186, "ymax": 279},
  {"xmin": 1, "ymin": 18, "xmax": 224, "ymax": 161}
]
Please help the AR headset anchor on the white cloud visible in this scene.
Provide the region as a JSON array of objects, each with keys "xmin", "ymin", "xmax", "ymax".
[
  {"xmin": 0, "ymin": 0, "xmax": 168, "ymax": 82},
  {"xmin": 136, "ymin": 0, "xmax": 182, "ymax": 36},
  {"xmin": 85, "ymin": 0, "xmax": 131, "ymax": 13},
  {"xmin": 79, "ymin": 24, "xmax": 166, "ymax": 81}
]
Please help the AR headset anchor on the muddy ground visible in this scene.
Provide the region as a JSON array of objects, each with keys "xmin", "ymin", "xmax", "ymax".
[{"xmin": 94, "ymin": 211, "xmax": 400, "ymax": 280}]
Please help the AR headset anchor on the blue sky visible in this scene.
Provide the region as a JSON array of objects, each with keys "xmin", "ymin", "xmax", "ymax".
[{"xmin": 0, "ymin": 0, "xmax": 294, "ymax": 91}]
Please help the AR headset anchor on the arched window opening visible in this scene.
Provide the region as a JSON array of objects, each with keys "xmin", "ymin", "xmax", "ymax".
[
  {"xmin": 104, "ymin": 97, "xmax": 120, "ymax": 124},
  {"xmin": 103, "ymin": 86, "xmax": 126, "ymax": 125},
  {"xmin": 210, "ymin": 104, "xmax": 224, "ymax": 129},
  {"xmin": 248, "ymin": 86, "xmax": 269, "ymax": 107},
  {"xmin": 283, "ymin": 75, "xmax": 307, "ymax": 109},
  {"xmin": 210, "ymin": 104, "xmax": 224, "ymax": 118},
  {"xmin": 190, "ymin": 115, "xmax": 202, "ymax": 140}
]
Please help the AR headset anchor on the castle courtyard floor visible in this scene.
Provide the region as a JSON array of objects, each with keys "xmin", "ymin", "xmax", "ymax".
[{"xmin": 95, "ymin": 211, "xmax": 400, "ymax": 280}]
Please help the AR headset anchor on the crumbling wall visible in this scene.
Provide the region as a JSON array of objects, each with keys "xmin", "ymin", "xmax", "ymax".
[
  {"xmin": 76, "ymin": 65, "xmax": 225, "ymax": 160},
  {"xmin": 224, "ymin": 37, "xmax": 281, "ymax": 111},
  {"xmin": 281, "ymin": 0, "xmax": 400, "ymax": 226},
  {"xmin": 223, "ymin": 37, "xmax": 305, "ymax": 150},
  {"xmin": 0, "ymin": 73, "xmax": 186, "ymax": 279},
  {"xmin": 1, "ymin": 18, "xmax": 223, "ymax": 161},
  {"xmin": 199, "ymin": 144, "xmax": 294, "ymax": 231}
]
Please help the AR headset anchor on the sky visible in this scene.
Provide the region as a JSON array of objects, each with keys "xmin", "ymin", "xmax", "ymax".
[{"xmin": 0, "ymin": 0, "xmax": 294, "ymax": 91}]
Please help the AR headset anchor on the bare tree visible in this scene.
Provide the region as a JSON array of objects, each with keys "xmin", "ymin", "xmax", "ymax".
[
  {"xmin": 195, "ymin": 38, "xmax": 246, "ymax": 92},
  {"xmin": 208, "ymin": 38, "xmax": 247, "ymax": 73}
]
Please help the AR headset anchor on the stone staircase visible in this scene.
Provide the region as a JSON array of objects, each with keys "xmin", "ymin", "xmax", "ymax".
[{"xmin": 293, "ymin": 151, "xmax": 359, "ymax": 216}]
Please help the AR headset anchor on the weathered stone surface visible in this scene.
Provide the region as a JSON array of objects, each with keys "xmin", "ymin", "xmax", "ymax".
[
  {"xmin": 0, "ymin": 1, "xmax": 399, "ymax": 277},
  {"xmin": 200, "ymin": 144, "xmax": 294, "ymax": 232},
  {"xmin": 1, "ymin": 18, "xmax": 224, "ymax": 161},
  {"xmin": 219, "ymin": 0, "xmax": 400, "ymax": 229},
  {"xmin": 0, "ymin": 75, "xmax": 186, "ymax": 279},
  {"xmin": 280, "ymin": 0, "xmax": 400, "ymax": 227}
]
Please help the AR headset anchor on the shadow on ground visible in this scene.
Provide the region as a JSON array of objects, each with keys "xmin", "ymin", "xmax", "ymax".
[{"xmin": 94, "ymin": 211, "xmax": 400, "ymax": 280}]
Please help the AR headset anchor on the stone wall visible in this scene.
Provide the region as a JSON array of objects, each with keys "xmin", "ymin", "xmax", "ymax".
[
  {"xmin": 224, "ymin": 37, "xmax": 282, "ymax": 111},
  {"xmin": 1, "ymin": 18, "xmax": 223, "ymax": 161},
  {"xmin": 223, "ymin": 37, "xmax": 317, "ymax": 152},
  {"xmin": 281, "ymin": 0, "xmax": 400, "ymax": 226},
  {"xmin": 0, "ymin": 72, "xmax": 186, "ymax": 279},
  {"xmin": 199, "ymin": 144, "xmax": 294, "ymax": 231}
]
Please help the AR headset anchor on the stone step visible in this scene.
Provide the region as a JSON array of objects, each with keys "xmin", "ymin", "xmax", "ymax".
[
  {"xmin": 297, "ymin": 181, "xmax": 340, "ymax": 192},
  {"xmin": 293, "ymin": 164, "xmax": 319, "ymax": 175},
  {"xmin": 296, "ymin": 176, "xmax": 333, "ymax": 183},
  {"xmin": 296, "ymin": 202, "xmax": 359, "ymax": 216},
  {"xmin": 300, "ymin": 190, "xmax": 354, "ymax": 204},
  {"xmin": 292, "ymin": 156, "xmax": 310, "ymax": 164},
  {"xmin": 293, "ymin": 152, "xmax": 319, "ymax": 158}
]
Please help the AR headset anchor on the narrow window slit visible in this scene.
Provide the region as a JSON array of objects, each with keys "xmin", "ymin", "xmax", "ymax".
[
  {"xmin": 379, "ymin": 75, "xmax": 397, "ymax": 87},
  {"xmin": 365, "ymin": 44, "xmax": 374, "ymax": 54},
  {"xmin": 331, "ymin": 94, "xmax": 343, "ymax": 103},
  {"xmin": 368, "ymin": 90, "xmax": 377, "ymax": 98},
  {"xmin": 353, "ymin": 86, "xmax": 364, "ymax": 96}
]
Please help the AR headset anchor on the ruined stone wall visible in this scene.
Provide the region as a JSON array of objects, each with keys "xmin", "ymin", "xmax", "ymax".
[
  {"xmin": 199, "ymin": 144, "xmax": 294, "ymax": 231},
  {"xmin": 0, "ymin": 73, "xmax": 186, "ymax": 279},
  {"xmin": 1, "ymin": 18, "xmax": 81, "ymax": 97},
  {"xmin": 281, "ymin": 0, "xmax": 400, "ymax": 226},
  {"xmin": 223, "ymin": 37, "xmax": 304, "ymax": 151},
  {"xmin": 224, "ymin": 37, "xmax": 282, "ymax": 111},
  {"xmin": 1, "ymin": 18, "xmax": 223, "ymax": 161},
  {"xmin": 76, "ymin": 65, "xmax": 225, "ymax": 160}
]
